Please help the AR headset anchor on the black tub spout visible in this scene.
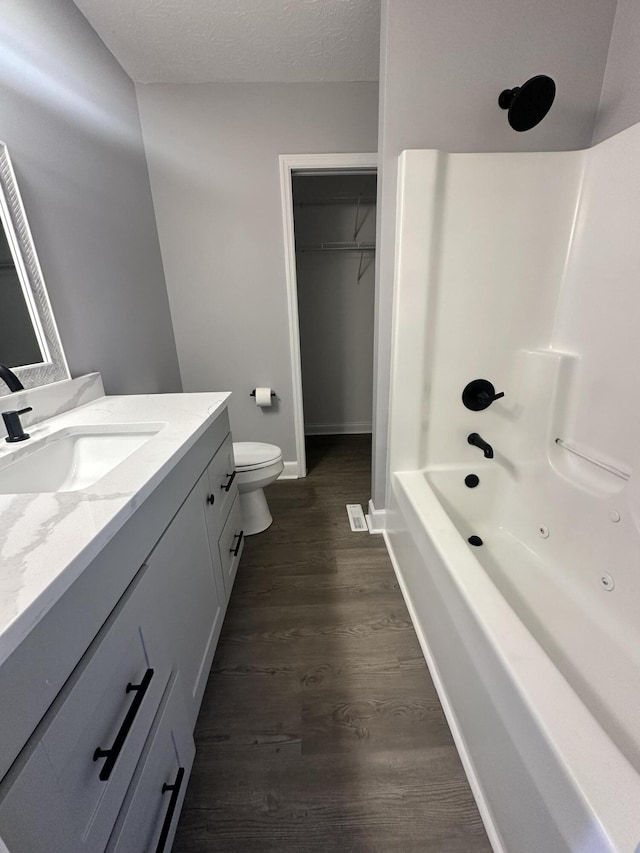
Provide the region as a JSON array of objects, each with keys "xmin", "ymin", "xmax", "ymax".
[{"xmin": 468, "ymin": 432, "xmax": 494, "ymax": 459}]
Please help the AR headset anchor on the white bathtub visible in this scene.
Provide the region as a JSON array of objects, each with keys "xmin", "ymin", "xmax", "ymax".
[{"xmin": 386, "ymin": 465, "xmax": 640, "ymax": 853}]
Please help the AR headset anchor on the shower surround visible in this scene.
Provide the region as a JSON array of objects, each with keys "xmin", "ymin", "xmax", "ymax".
[{"xmin": 385, "ymin": 123, "xmax": 640, "ymax": 851}]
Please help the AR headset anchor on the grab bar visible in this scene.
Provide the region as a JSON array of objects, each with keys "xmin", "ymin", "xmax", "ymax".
[{"xmin": 554, "ymin": 438, "xmax": 630, "ymax": 481}]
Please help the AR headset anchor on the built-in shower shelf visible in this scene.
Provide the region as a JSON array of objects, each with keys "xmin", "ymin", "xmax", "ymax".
[
  {"xmin": 552, "ymin": 436, "xmax": 630, "ymax": 496},
  {"xmin": 555, "ymin": 438, "xmax": 630, "ymax": 481}
]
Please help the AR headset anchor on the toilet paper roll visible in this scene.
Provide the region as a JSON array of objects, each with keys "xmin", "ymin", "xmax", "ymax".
[{"xmin": 255, "ymin": 387, "xmax": 273, "ymax": 407}]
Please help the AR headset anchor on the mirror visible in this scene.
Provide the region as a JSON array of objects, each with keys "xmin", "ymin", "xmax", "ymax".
[
  {"xmin": 0, "ymin": 141, "xmax": 68, "ymax": 393},
  {"xmin": 0, "ymin": 212, "xmax": 43, "ymax": 367}
]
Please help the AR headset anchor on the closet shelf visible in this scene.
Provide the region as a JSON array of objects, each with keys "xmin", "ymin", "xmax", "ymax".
[
  {"xmin": 294, "ymin": 196, "xmax": 376, "ymax": 207},
  {"xmin": 297, "ymin": 241, "xmax": 375, "ymax": 253}
]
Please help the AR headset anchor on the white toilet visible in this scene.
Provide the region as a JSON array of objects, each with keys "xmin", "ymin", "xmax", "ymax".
[{"xmin": 232, "ymin": 441, "xmax": 284, "ymax": 535}]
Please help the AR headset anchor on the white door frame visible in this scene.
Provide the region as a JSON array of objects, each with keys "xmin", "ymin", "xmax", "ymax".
[{"xmin": 279, "ymin": 152, "xmax": 378, "ymax": 478}]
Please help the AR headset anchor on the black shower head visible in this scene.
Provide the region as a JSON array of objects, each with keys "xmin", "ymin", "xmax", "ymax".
[{"xmin": 498, "ymin": 75, "xmax": 556, "ymax": 132}]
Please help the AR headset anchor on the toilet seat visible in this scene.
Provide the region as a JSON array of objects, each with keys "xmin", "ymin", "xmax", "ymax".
[{"xmin": 233, "ymin": 442, "xmax": 282, "ymax": 471}]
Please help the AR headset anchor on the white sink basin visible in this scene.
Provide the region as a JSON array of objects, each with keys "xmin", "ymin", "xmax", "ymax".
[{"xmin": 0, "ymin": 424, "xmax": 163, "ymax": 494}]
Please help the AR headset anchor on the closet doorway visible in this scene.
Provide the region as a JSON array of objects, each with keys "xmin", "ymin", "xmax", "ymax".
[{"xmin": 279, "ymin": 154, "xmax": 377, "ymax": 478}]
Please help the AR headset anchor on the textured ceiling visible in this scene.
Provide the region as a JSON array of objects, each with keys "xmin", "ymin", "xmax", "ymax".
[{"xmin": 72, "ymin": 0, "xmax": 380, "ymax": 84}]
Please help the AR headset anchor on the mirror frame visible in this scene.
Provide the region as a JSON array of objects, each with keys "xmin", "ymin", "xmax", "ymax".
[{"xmin": 0, "ymin": 141, "xmax": 69, "ymax": 393}]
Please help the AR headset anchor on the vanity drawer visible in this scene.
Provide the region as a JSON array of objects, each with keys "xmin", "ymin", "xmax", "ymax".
[
  {"xmin": 218, "ymin": 494, "xmax": 244, "ymax": 597},
  {"xmin": 107, "ymin": 672, "xmax": 194, "ymax": 853},
  {"xmin": 40, "ymin": 562, "xmax": 172, "ymax": 851},
  {"xmin": 204, "ymin": 431, "xmax": 238, "ymax": 536}
]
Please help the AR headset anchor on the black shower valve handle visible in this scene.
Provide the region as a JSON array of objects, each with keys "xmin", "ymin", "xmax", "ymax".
[
  {"xmin": 462, "ymin": 379, "xmax": 505, "ymax": 412},
  {"xmin": 479, "ymin": 390, "xmax": 504, "ymax": 404}
]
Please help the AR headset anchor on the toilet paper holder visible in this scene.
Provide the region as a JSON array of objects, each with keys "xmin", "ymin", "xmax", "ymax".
[{"xmin": 250, "ymin": 389, "xmax": 276, "ymax": 398}]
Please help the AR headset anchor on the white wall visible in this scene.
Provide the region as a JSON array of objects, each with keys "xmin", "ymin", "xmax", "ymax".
[
  {"xmin": 137, "ymin": 82, "xmax": 378, "ymax": 462},
  {"xmin": 373, "ymin": 0, "xmax": 617, "ymax": 508},
  {"xmin": 553, "ymin": 122, "xmax": 640, "ymax": 486},
  {"xmin": 294, "ymin": 174, "xmax": 376, "ymax": 435},
  {"xmin": 0, "ymin": 0, "xmax": 181, "ymax": 394},
  {"xmin": 593, "ymin": 0, "xmax": 640, "ymax": 144},
  {"xmin": 387, "ymin": 149, "xmax": 584, "ymax": 482},
  {"xmin": 422, "ymin": 151, "xmax": 583, "ymax": 469}
]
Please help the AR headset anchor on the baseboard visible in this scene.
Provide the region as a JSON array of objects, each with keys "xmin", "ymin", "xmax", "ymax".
[
  {"xmin": 382, "ymin": 530, "xmax": 504, "ymax": 853},
  {"xmin": 304, "ymin": 422, "xmax": 372, "ymax": 436},
  {"xmin": 365, "ymin": 499, "xmax": 386, "ymax": 534},
  {"xmin": 277, "ymin": 461, "xmax": 299, "ymax": 480}
]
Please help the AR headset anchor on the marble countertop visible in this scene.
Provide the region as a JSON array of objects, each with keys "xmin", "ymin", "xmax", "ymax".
[{"xmin": 0, "ymin": 391, "xmax": 231, "ymax": 666}]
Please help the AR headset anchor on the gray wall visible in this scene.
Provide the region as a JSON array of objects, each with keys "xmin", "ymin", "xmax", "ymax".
[
  {"xmin": 137, "ymin": 82, "xmax": 378, "ymax": 461},
  {"xmin": 0, "ymin": 0, "xmax": 181, "ymax": 394},
  {"xmin": 372, "ymin": 0, "xmax": 617, "ymax": 508},
  {"xmin": 593, "ymin": 0, "xmax": 640, "ymax": 144}
]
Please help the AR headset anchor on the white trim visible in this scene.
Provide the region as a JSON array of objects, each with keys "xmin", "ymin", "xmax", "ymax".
[
  {"xmin": 365, "ymin": 498, "xmax": 386, "ymax": 533},
  {"xmin": 279, "ymin": 153, "xmax": 378, "ymax": 479},
  {"xmin": 277, "ymin": 461, "xmax": 299, "ymax": 480},
  {"xmin": 382, "ymin": 530, "xmax": 504, "ymax": 853},
  {"xmin": 279, "ymin": 156, "xmax": 306, "ymax": 479},
  {"xmin": 305, "ymin": 421, "xmax": 372, "ymax": 435}
]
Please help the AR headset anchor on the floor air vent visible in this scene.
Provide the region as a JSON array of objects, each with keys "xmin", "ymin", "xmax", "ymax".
[{"xmin": 346, "ymin": 504, "xmax": 368, "ymax": 532}]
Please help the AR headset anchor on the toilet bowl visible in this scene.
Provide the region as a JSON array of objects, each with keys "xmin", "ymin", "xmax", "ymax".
[{"xmin": 233, "ymin": 441, "xmax": 283, "ymax": 535}]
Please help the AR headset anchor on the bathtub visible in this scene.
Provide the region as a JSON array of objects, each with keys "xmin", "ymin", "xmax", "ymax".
[{"xmin": 386, "ymin": 464, "xmax": 640, "ymax": 853}]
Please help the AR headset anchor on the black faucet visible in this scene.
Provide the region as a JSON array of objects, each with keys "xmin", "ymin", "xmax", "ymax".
[
  {"xmin": 0, "ymin": 363, "xmax": 24, "ymax": 393},
  {"xmin": 3, "ymin": 407, "xmax": 32, "ymax": 443},
  {"xmin": 468, "ymin": 432, "xmax": 494, "ymax": 459}
]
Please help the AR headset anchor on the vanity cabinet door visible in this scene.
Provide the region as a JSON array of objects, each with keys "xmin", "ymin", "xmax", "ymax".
[
  {"xmin": 41, "ymin": 565, "xmax": 171, "ymax": 852},
  {"xmin": 149, "ymin": 471, "xmax": 225, "ymax": 729},
  {"xmin": 0, "ymin": 562, "xmax": 172, "ymax": 853},
  {"xmin": 0, "ymin": 742, "xmax": 76, "ymax": 853},
  {"xmin": 106, "ymin": 673, "xmax": 195, "ymax": 853},
  {"xmin": 204, "ymin": 432, "xmax": 238, "ymax": 540},
  {"xmin": 218, "ymin": 494, "xmax": 245, "ymax": 598}
]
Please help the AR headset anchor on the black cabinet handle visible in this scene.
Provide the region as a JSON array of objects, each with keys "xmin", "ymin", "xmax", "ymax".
[
  {"xmin": 230, "ymin": 530, "xmax": 244, "ymax": 557},
  {"xmin": 221, "ymin": 470, "xmax": 236, "ymax": 492},
  {"xmin": 93, "ymin": 668, "xmax": 154, "ymax": 781},
  {"xmin": 156, "ymin": 767, "xmax": 185, "ymax": 853},
  {"xmin": 206, "ymin": 493, "xmax": 215, "ymax": 505}
]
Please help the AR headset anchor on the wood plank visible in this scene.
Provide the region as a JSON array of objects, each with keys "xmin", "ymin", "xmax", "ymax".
[
  {"xmin": 301, "ymin": 668, "xmax": 452, "ymax": 756},
  {"xmin": 178, "ymin": 749, "xmax": 490, "ymax": 853},
  {"xmin": 231, "ymin": 562, "xmax": 399, "ymax": 608},
  {"xmin": 195, "ymin": 671, "xmax": 302, "ymax": 760},
  {"xmin": 212, "ymin": 622, "xmax": 422, "ymax": 672}
]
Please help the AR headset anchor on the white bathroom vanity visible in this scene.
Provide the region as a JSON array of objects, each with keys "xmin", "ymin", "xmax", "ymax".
[{"xmin": 0, "ymin": 377, "xmax": 243, "ymax": 852}]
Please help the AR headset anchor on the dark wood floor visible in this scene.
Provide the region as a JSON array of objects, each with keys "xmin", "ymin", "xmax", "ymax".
[{"xmin": 174, "ymin": 435, "xmax": 491, "ymax": 852}]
